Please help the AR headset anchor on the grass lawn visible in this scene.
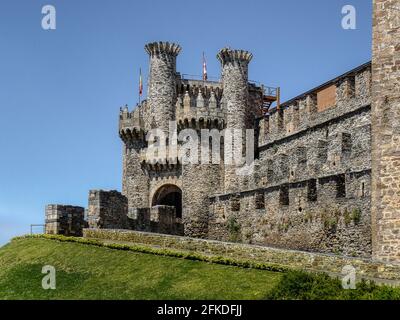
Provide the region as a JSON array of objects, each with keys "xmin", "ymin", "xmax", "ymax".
[
  {"xmin": 0, "ymin": 237, "xmax": 281, "ymax": 300},
  {"xmin": 2, "ymin": 236, "xmax": 400, "ymax": 300}
]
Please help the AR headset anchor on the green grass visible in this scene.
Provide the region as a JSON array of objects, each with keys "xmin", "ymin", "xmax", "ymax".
[
  {"xmin": 1, "ymin": 236, "xmax": 400, "ymax": 300},
  {"xmin": 0, "ymin": 237, "xmax": 281, "ymax": 300}
]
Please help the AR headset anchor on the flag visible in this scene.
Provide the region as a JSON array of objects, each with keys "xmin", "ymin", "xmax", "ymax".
[
  {"xmin": 139, "ymin": 68, "xmax": 143, "ymax": 96},
  {"xmin": 202, "ymin": 52, "xmax": 208, "ymax": 81}
]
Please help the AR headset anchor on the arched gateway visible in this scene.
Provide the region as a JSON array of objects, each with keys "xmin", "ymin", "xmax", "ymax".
[{"xmin": 151, "ymin": 184, "xmax": 182, "ymax": 218}]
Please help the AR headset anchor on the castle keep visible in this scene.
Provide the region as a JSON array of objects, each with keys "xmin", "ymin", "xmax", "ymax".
[{"xmin": 45, "ymin": 0, "xmax": 400, "ymax": 263}]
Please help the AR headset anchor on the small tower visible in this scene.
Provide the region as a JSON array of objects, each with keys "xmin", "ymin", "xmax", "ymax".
[
  {"xmin": 119, "ymin": 105, "xmax": 149, "ymax": 212},
  {"xmin": 217, "ymin": 48, "xmax": 253, "ymax": 193},
  {"xmin": 371, "ymin": 0, "xmax": 400, "ymax": 262},
  {"xmin": 145, "ymin": 41, "xmax": 181, "ymax": 132}
]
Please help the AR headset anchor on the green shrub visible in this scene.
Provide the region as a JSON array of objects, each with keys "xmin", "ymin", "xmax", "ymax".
[
  {"xmin": 265, "ymin": 270, "xmax": 400, "ymax": 300},
  {"xmin": 304, "ymin": 211, "xmax": 313, "ymax": 224},
  {"xmin": 323, "ymin": 217, "xmax": 338, "ymax": 232},
  {"xmin": 352, "ymin": 208, "xmax": 362, "ymax": 225},
  {"xmin": 344, "ymin": 209, "xmax": 352, "ymax": 226},
  {"xmin": 227, "ymin": 216, "xmax": 241, "ymax": 242}
]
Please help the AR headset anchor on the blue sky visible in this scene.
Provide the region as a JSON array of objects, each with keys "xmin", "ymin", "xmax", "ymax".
[{"xmin": 0, "ymin": 0, "xmax": 372, "ymax": 245}]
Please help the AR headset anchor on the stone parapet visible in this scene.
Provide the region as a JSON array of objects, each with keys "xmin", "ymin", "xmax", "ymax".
[
  {"xmin": 119, "ymin": 103, "xmax": 146, "ymax": 144},
  {"xmin": 45, "ymin": 205, "xmax": 86, "ymax": 236},
  {"xmin": 83, "ymin": 228, "xmax": 400, "ymax": 284},
  {"xmin": 128, "ymin": 206, "xmax": 183, "ymax": 235},
  {"xmin": 87, "ymin": 190, "xmax": 129, "ymax": 229},
  {"xmin": 262, "ymin": 63, "xmax": 371, "ymax": 145}
]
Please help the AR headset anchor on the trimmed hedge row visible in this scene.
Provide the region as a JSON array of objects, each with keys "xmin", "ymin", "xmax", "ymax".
[{"xmin": 13, "ymin": 234, "xmax": 290, "ymax": 273}]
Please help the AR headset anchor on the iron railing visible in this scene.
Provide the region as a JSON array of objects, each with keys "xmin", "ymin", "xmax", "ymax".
[
  {"xmin": 30, "ymin": 224, "xmax": 45, "ymax": 235},
  {"xmin": 181, "ymin": 75, "xmax": 278, "ymax": 97},
  {"xmin": 262, "ymin": 86, "xmax": 278, "ymax": 97},
  {"xmin": 181, "ymin": 74, "xmax": 220, "ymax": 82}
]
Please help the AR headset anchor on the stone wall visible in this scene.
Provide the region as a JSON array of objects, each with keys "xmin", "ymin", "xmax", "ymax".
[
  {"xmin": 263, "ymin": 63, "xmax": 371, "ymax": 145},
  {"xmin": 128, "ymin": 205, "xmax": 183, "ymax": 235},
  {"xmin": 208, "ymin": 172, "xmax": 371, "ymax": 257},
  {"xmin": 208, "ymin": 64, "xmax": 373, "ymax": 258},
  {"xmin": 371, "ymin": 0, "xmax": 400, "ymax": 263},
  {"xmin": 122, "ymin": 138, "xmax": 150, "ymax": 210},
  {"xmin": 182, "ymin": 163, "xmax": 221, "ymax": 238},
  {"xmin": 83, "ymin": 228, "xmax": 400, "ymax": 284},
  {"xmin": 87, "ymin": 190, "xmax": 129, "ymax": 229},
  {"xmin": 45, "ymin": 205, "xmax": 86, "ymax": 236}
]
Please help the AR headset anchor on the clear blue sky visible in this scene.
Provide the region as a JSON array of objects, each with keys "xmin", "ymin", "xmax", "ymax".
[{"xmin": 0, "ymin": 0, "xmax": 372, "ymax": 245}]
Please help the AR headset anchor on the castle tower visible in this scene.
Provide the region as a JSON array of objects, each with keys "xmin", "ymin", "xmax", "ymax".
[
  {"xmin": 371, "ymin": 0, "xmax": 400, "ymax": 262},
  {"xmin": 119, "ymin": 107, "xmax": 149, "ymax": 213},
  {"xmin": 217, "ymin": 48, "xmax": 253, "ymax": 193},
  {"xmin": 145, "ymin": 41, "xmax": 181, "ymax": 132}
]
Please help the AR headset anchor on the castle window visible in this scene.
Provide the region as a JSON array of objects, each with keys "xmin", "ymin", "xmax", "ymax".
[
  {"xmin": 267, "ymin": 159, "xmax": 274, "ymax": 182},
  {"xmin": 230, "ymin": 197, "xmax": 240, "ymax": 212},
  {"xmin": 297, "ymin": 147, "xmax": 307, "ymax": 166},
  {"xmin": 293, "ymin": 104, "xmax": 300, "ymax": 129},
  {"xmin": 346, "ymin": 76, "xmax": 356, "ymax": 98},
  {"xmin": 307, "ymin": 179, "xmax": 318, "ymax": 202},
  {"xmin": 317, "ymin": 140, "xmax": 328, "ymax": 163},
  {"xmin": 264, "ymin": 116, "xmax": 270, "ymax": 135},
  {"xmin": 341, "ymin": 133, "xmax": 352, "ymax": 157},
  {"xmin": 360, "ymin": 182, "xmax": 365, "ymax": 198},
  {"xmin": 279, "ymin": 185, "xmax": 289, "ymax": 206},
  {"xmin": 254, "ymin": 192, "xmax": 265, "ymax": 209},
  {"xmin": 277, "ymin": 109, "xmax": 284, "ymax": 131},
  {"xmin": 336, "ymin": 174, "xmax": 346, "ymax": 198},
  {"xmin": 279, "ymin": 154, "xmax": 289, "ymax": 180}
]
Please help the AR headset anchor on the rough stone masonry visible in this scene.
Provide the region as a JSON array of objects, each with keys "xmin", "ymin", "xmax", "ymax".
[
  {"xmin": 45, "ymin": 0, "xmax": 400, "ymax": 264},
  {"xmin": 371, "ymin": 0, "xmax": 400, "ymax": 263}
]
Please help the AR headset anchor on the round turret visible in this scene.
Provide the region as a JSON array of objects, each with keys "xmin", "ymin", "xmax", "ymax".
[{"xmin": 145, "ymin": 41, "xmax": 182, "ymax": 132}]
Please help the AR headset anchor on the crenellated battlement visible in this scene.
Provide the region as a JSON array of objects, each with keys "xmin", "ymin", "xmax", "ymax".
[
  {"xmin": 175, "ymin": 78, "xmax": 225, "ymax": 130},
  {"xmin": 260, "ymin": 62, "xmax": 371, "ymax": 145},
  {"xmin": 144, "ymin": 41, "xmax": 181, "ymax": 57},
  {"xmin": 119, "ymin": 102, "xmax": 146, "ymax": 144},
  {"xmin": 139, "ymin": 145, "xmax": 181, "ymax": 165},
  {"xmin": 217, "ymin": 48, "xmax": 253, "ymax": 65}
]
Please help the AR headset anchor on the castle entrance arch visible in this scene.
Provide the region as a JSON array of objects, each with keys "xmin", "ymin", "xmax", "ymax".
[{"xmin": 151, "ymin": 184, "xmax": 182, "ymax": 218}]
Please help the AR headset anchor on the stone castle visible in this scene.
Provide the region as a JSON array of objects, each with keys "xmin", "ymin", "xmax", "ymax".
[{"xmin": 45, "ymin": 0, "xmax": 400, "ymax": 263}]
